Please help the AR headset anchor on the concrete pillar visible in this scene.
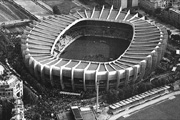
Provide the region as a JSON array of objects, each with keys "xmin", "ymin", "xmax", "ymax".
[
  {"xmin": 83, "ymin": 70, "xmax": 87, "ymax": 91},
  {"xmin": 71, "ymin": 61, "xmax": 81, "ymax": 91},
  {"xmin": 116, "ymin": 69, "xmax": 126, "ymax": 88},
  {"xmin": 116, "ymin": 71, "xmax": 120, "ymax": 89},
  {"xmin": 95, "ymin": 71, "xmax": 98, "ymax": 91},
  {"xmin": 151, "ymin": 50, "xmax": 158, "ymax": 71},
  {"xmin": 50, "ymin": 66, "xmax": 54, "ymax": 87},
  {"xmin": 40, "ymin": 65, "xmax": 45, "ymax": 84},
  {"xmin": 162, "ymin": 28, "xmax": 168, "ymax": 44},
  {"xmin": 155, "ymin": 45, "xmax": 161, "ymax": 65},
  {"xmin": 125, "ymin": 68, "xmax": 131, "ymax": 86},
  {"xmin": 24, "ymin": 54, "xmax": 30, "ymax": 68},
  {"xmin": 83, "ymin": 63, "xmax": 91, "ymax": 91},
  {"xmin": 33, "ymin": 62, "xmax": 41, "ymax": 81},
  {"xmin": 162, "ymin": 32, "xmax": 168, "ymax": 56},
  {"xmin": 161, "ymin": 40, "xmax": 166, "ymax": 58},
  {"xmin": 145, "ymin": 55, "xmax": 152, "ymax": 77},
  {"xmin": 28, "ymin": 59, "xmax": 35, "ymax": 75},
  {"xmin": 60, "ymin": 67, "xmax": 64, "ymax": 90},
  {"xmin": 106, "ymin": 72, "xmax": 110, "ymax": 91},
  {"xmin": 159, "ymin": 43, "xmax": 164, "ymax": 58},
  {"xmin": 71, "ymin": 68, "xmax": 75, "ymax": 91},
  {"xmin": 139, "ymin": 60, "xmax": 146, "ymax": 80},
  {"xmin": 21, "ymin": 37, "xmax": 26, "ymax": 47},
  {"xmin": 133, "ymin": 65, "xmax": 139, "ymax": 83},
  {"xmin": 161, "ymin": 29, "xmax": 168, "ymax": 56},
  {"xmin": 21, "ymin": 44, "xmax": 26, "ymax": 60}
]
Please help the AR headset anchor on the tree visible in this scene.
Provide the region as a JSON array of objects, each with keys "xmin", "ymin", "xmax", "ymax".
[
  {"xmin": 122, "ymin": 85, "xmax": 133, "ymax": 99},
  {"xmin": 117, "ymin": 89, "xmax": 124, "ymax": 100},
  {"xmin": 32, "ymin": 113, "xmax": 41, "ymax": 120},
  {"xmin": 2, "ymin": 100, "xmax": 13, "ymax": 120},
  {"xmin": 154, "ymin": 8, "xmax": 162, "ymax": 15},
  {"xmin": 107, "ymin": 88, "xmax": 118, "ymax": 104},
  {"xmin": 53, "ymin": 1, "xmax": 74, "ymax": 15},
  {"xmin": 137, "ymin": 83, "xmax": 147, "ymax": 94}
]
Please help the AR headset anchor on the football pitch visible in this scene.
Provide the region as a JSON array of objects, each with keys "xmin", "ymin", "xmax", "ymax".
[{"xmin": 60, "ymin": 36, "xmax": 130, "ymax": 62}]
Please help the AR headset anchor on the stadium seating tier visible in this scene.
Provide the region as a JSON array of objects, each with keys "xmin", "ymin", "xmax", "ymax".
[{"xmin": 21, "ymin": 6, "xmax": 168, "ymax": 91}]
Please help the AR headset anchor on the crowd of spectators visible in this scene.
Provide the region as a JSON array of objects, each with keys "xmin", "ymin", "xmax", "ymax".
[
  {"xmin": 54, "ymin": 35, "xmax": 73, "ymax": 56},
  {"xmin": 66, "ymin": 25, "xmax": 132, "ymax": 40},
  {"xmin": 82, "ymin": 54, "xmax": 108, "ymax": 62},
  {"xmin": 53, "ymin": 23, "xmax": 132, "ymax": 60}
]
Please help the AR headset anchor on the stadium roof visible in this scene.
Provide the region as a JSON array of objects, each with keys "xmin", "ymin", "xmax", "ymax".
[{"xmin": 21, "ymin": 6, "xmax": 168, "ymax": 74}]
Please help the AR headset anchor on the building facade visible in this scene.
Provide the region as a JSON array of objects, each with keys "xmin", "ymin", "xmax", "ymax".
[
  {"xmin": 0, "ymin": 70, "xmax": 23, "ymax": 100},
  {"xmin": 105, "ymin": 0, "xmax": 139, "ymax": 9},
  {"xmin": 139, "ymin": 0, "xmax": 180, "ymax": 12},
  {"xmin": 0, "ymin": 63, "xmax": 25, "ymax": 120}
]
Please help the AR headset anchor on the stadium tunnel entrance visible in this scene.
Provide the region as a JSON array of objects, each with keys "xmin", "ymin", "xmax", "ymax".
[{"xmin": 54, "ymin": 20, "xmax": 133, "ymax": 62}]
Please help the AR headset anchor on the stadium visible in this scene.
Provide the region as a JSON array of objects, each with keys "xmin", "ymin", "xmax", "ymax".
[{"xmin": 21, "ymin": 6, "xmax": 168, "ymax": 91}]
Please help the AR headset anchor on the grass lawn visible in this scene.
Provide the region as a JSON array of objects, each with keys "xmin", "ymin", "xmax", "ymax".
[{"xmin": 60, "ymin": 36, "xmax": 130, "ymax": 62}]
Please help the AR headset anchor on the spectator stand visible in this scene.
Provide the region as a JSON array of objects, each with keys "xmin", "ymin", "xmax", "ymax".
[
  {"xmin": 53, "ymin": 23, "xmax": 132, "ymax": 57},
  {"xmin": 54, "ymin": 35, "xmax": 77, "ymax": 57},
  {"xmin": 109, "ymin": 85, "xmax": 170, "ymax": 115}
]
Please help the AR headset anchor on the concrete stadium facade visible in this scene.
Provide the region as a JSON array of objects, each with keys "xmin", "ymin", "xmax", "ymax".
[{"xmin": 21, "ymin": 6, "xmax": 168, "ymax": 91}]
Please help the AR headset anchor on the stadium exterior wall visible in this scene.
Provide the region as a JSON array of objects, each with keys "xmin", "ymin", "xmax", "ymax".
[{"xmin": 21, "ymin": 7, "xmax": 168, "ymax": 91}]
